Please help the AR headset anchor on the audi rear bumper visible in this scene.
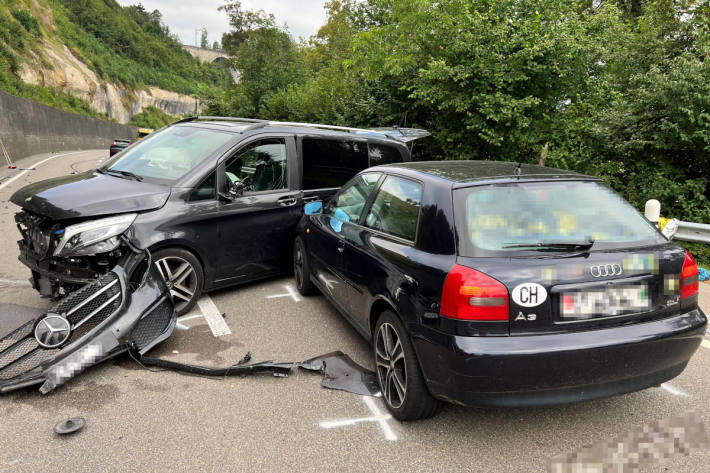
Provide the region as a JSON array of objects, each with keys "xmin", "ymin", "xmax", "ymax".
[
  {"xmin": 414, "ymin": 308, "xmax": 707, "ymax": 407},
  {"xmin": 0, "ymin": 253, "xmax": 176, "ymax": 394}
]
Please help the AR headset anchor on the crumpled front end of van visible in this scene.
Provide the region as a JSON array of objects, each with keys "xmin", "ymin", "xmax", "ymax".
[{"xmin": 0, "ymin": 250, "xmax": 175, "ymax": 394}]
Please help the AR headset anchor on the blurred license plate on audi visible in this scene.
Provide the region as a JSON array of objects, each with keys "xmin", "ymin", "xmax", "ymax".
[{"xmin": 561, "ymin": 285, "xmax": 650, "ymax": 320}]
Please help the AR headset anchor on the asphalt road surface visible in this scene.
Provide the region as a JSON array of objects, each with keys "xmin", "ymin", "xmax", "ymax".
[{"xmin": 2, "ymin": 150, "xmax": 710, "ymax": 472}]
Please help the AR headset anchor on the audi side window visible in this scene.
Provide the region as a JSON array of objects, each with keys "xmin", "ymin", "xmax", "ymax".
[
  {"xmin": 189, "ymin": 172, "xmax": 216, "ymax": 202},
  {"xmin": 302, "ymin": 138, "xmax": 369, "ymax": 190},
  {"xmin": 327, "ymin": 173, "xmax": 381, "ymax": 224},
  {"xmin": 365, "ymin": 176, "xmax": 423, "ymax": 241},
  {"xmin": 225, "ymin": 139, "xmax": 287, "ymax": 192},
  {"xmin": 368, "ymin": 144, "xmax": 404, "ymax": 166}
]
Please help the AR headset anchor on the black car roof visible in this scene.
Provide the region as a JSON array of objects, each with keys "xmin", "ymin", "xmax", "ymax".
[{"xmin": 376, "ymin": 160, "xmax": 596, "ymax": 186}]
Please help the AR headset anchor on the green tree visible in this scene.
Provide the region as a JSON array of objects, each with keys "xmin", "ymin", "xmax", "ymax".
[
  {"xmin": 209, "ymin": 1, "xmax": 307, "ymax": 117},
  {"xmin": 200, "ymin": 27, "xmax": 208, "ymax": 48}
]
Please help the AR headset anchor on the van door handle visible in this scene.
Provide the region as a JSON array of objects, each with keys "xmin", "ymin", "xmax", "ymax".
[
  {"xmin": 277, "ymin": 196, "xmax": 298, "ymax": 206},
  {"xmin": 337, "ymin": 241, "xmax": 345, "ymax": 253}
]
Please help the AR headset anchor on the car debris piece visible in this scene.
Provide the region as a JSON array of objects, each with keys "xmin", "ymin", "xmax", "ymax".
[
  {"xmin": 0, "ymin": 247, "xmax": 176, "ymax": 394},
  {"xmin": 300, "ymin": 351, "xmax": 380, "ymax": 397},
  {"xmin": 132, "ymin": 352, "xmax": 293, "ymax": 378},
  {"xmin": 54, "ymin": 417, "xmax": 86, "ymax": 435}
]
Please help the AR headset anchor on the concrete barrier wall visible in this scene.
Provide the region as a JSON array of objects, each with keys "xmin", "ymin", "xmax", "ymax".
[{"xmin": 0, "ymin": 90, "xmax": 138, "ymax": 161}]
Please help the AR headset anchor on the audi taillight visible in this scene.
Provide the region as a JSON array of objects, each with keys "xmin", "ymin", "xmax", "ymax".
[
  {"xmin": 440, "ymin": 264, "xmax": 509, "ymax": 320},
  {"xmin": 680, "ymin": 251, "xmax": 699, "ymax": 300}
]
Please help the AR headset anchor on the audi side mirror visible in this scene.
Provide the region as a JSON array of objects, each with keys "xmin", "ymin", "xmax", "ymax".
[{"xmin": 304, "ymin": 201, "xmax": 322, "ymax": 215}]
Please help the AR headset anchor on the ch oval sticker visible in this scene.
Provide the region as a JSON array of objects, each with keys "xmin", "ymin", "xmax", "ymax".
[{"xmin": 511, "ymin": 283, "xmax": 547, "ymax": 307}]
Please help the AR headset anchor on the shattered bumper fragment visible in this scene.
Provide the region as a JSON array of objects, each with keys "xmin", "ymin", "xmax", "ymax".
[{"xmin": 0, "ymin": 252, "xmax": 176, "ymax": 394}]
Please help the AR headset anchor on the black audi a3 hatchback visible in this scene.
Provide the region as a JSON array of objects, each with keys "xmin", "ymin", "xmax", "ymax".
[
  {"xmin": 10, "ymin": 117, "xmax": 428, "ymax": 315},
  {"xmin": 293, "ymin": 161, "xmax": 706, "ymax": 420}
]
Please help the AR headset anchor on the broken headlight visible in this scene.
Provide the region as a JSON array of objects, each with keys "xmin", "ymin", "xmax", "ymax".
[{"xmin": 54, "ymin": 213, "xmax": 137, "ymax": 257}]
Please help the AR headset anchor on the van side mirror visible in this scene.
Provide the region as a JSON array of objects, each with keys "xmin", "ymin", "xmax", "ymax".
[
  {"xmin": 304, "ymin": 201, "xmax": 322, "ymax": 215},
  {"xmin": 228, "ymin": 180, "xmax": 245, "ymax": 198}
]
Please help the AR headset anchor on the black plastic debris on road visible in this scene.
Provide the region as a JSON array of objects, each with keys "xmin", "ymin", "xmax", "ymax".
[
  {"xmin": 54, "ymin": 417, "xmax": 86, "ymax": 435},
  {"xmin": 133, "ymin": 351, "xmax": 293, "ymax": 377},
  {"xmin": 300, "ymin": 351, "xmax": 380, "ymax": 397}
]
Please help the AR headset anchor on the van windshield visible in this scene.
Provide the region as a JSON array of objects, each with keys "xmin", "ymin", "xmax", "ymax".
[
  {"xmin": 454, "ymin": 181, "xmax": 666, "ymax": 257},
  {"xmin": 99, "ymin": 126, "xmax": 234, "ymax": 185}
]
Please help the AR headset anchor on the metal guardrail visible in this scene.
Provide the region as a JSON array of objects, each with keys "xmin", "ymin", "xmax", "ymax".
[
  {"xmin": 673, "ymin": 221, "xmax": 710, "ymax": 244},
  {"xmin": 644, "ymin": 199, "xmax": 710, "ymax": 244}
]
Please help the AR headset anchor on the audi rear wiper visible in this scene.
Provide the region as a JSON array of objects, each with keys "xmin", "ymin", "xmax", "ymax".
[
  {"xmin": 502, "ymin": 240, "xmax": 595, "ymax": 251},
  {"xmin": 106, "ymin": 169, "xmax": 143, "ymax": 181}
]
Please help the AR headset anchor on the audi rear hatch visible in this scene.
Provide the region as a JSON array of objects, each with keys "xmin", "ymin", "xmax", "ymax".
[{"xmin": 450, "ymin": 179, "xmax": 694, "ymax": 335}]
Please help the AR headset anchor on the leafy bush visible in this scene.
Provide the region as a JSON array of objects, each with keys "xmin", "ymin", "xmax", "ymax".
[
  {"xmin": 128, "ymin": 106, "xmax": 176, "ymax": 129},
  {"xmin": 11, "ymin": 9, "xmax": 40, "ymax": 36}
]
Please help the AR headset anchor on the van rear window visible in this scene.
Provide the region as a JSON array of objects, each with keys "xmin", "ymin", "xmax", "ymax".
[
  {"xmin": 454, "ymin": 181, "xmax": 665, "ymax": 257},
  {"xmin": 302, "ymin": 138, "xmax": 368, "ymax": 189}
]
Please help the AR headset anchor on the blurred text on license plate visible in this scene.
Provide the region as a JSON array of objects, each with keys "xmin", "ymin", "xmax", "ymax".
[{"xmin": 561, "ymin": 285, "xmax": 649, "ymax": 319}]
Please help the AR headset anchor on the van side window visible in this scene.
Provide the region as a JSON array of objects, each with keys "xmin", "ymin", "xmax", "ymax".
[
  {"xmin": 369, "ymin": 144, "xmax": 404, "ymax": 166},
  {"xmin": 302, "ymin": 138, "xmax": 368, "ymax": 190},
  {"xmin": 189, "ymin": 172, "xmax": 216, "ymax": 201},
  {"xmin": 225, "ymin": 138, "xmax": 287, "ymax": 192},
  {"xmin": 365, "ymin": 176, "xmax": 423, "ymax": 241}
]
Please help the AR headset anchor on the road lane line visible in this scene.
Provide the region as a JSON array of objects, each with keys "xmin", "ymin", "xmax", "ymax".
[
  {"xmin": 660, "ymin": 383, "xmax": 689, "ymax": 397},
  {"xmin": 0, "ymin": 278, "xmax": 30, "ymax": 287},
  {"xmin": 195, "ymin": 295, "xmax": 231, "ymax": 337},
  {"xmin": 0, "ymin": 150, "xmax": 99, "ymax": 190}
]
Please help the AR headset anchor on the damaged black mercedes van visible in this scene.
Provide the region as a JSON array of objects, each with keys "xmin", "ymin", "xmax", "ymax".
[{"xmin": 10, "ymin": 117, "xmax": 428, "ymax": 315}]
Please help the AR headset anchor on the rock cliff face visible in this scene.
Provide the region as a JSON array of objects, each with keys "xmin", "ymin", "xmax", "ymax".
[{"xmin": 19, "ymin": 40, "xmax": 201, "ymax": 124}]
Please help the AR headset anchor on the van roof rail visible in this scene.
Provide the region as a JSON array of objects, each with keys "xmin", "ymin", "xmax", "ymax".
[{"xmin": 186, "ymin": 116, "xmax": 430, "ymax": 143}]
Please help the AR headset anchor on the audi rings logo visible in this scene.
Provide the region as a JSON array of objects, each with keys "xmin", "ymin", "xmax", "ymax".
[
  {"xmin": 34, "ymin": 314, "xmax": 71, "ymax": 349},
  {"xmin": 590, "ymin": 264, "xmax": 623, "ymax": 278}
]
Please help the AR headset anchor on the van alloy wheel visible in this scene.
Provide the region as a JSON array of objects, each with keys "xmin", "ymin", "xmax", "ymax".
[
  {"xmin": 375, "ymin": 322, "xmax": 408, "ymax": 409},
  {"xmin": 154, "ymin": 256, "xmax": 198, "ymax": 313}
]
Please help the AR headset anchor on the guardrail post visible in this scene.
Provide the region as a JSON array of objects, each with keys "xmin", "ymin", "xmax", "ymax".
[{"xmin": 645, "ymin": 199, "xmax": 660, "ymax": 226}]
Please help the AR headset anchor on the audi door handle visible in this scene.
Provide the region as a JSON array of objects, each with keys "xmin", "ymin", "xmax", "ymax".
[
  {"xmin": 278, "ymin": 196, "xmax": 298, "ymax": 206},
  {"xmin": 337, "ymin": 241, "xmax": 345, "ymax": 253}
]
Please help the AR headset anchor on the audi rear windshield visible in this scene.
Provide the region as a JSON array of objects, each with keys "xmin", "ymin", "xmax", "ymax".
[{"xmin": 454, "ymin": 181, "xmax": 666, "ymax": 257}]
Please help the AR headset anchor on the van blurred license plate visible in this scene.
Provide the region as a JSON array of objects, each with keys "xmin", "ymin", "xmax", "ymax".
[{"xmin": 561, "ymin": 285, "xmax": 650, "ymax": 319}]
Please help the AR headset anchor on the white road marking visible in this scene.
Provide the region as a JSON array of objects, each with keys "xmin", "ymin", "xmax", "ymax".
[
  {"xmin": 701, "ymin": 339, "xmax": 710, "ymax": 350},
  {"xmin": 0, "ymin": 150, "xmax": 97, "ymax": 190},
  {"xmin": 0, "ymin": 278, "xmax": 30, "ymax": 287},
  {"xmin": 175, "ymin": 314, "xmax": 204, "ymax": 331},
  {"xmin": 660, "ymin": 383, "xmax": 689, "ymax": 397},
  {"xmin": 319, "ymin": 396, "xmax": 398, "ymax": 441},
  {"xmin": 266, "ymin": 284, "xmax": 302, "ymax": 302},
  {"xmin": 196, "ymin": 295, "xmax": 231, "ymax": 337}
]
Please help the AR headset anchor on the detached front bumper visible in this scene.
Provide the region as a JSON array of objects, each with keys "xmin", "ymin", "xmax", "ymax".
[
  {"xmin": 0, "ymin": 256, "xmax": 175, "ymax": 394},
  {"xmin": 414, "ymin": 308, "xmax": 707, "ymax": 407}
]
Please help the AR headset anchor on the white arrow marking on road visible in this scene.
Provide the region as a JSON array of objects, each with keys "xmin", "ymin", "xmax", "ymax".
[
  {"xmin": 266, "ymin": 284, "xmax": 302, "ymax": 302},
  {"xmin": 660, "ymin": 383, "xmax": 689, "ymax": 397},
  {"xmin": 319, "ymin": 396, "xmax": 397, "ymax": 441},
  {"xmin": 196, "ymin": 295, "xmax": 231, "ymax": 337}
]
